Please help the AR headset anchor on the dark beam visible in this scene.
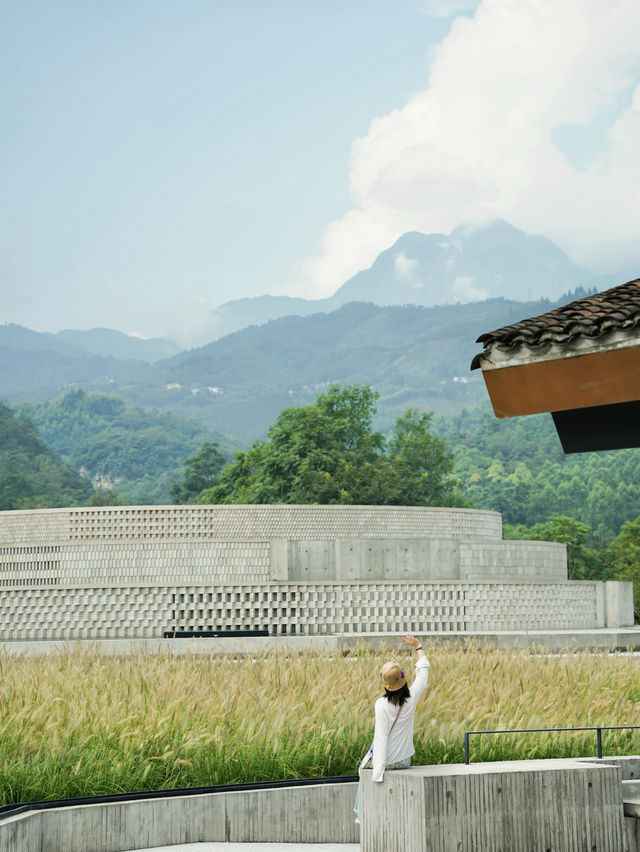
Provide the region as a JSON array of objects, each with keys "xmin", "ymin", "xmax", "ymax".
[{"xmin": 552, "ymin": 400, "xmax": 640, "ymax": 453}]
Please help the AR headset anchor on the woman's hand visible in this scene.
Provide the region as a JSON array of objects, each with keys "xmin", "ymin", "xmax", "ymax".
[{"xmin": 404, "ymin": 633, "xmax": 420, "ymax": 648}]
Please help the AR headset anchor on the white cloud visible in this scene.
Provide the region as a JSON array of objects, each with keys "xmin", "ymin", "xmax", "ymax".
[
  {"xmin": 394, "ymin": 251, "xmax": 420, "ymax": 279},
  {"xmin": 290, "ymin": 0, "xmax": 640, "ymax": 298},
  {"xmin": 450, "ymin": 275, "xmax": 488, "ymax": 302},
  {"xmin": 421, "ymin": 0, "xmax": 480, "ymax": 18}
]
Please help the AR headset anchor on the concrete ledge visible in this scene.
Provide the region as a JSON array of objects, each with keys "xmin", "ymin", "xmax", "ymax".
[
  {"xmin": 3, "ymin": 628, "xmax": 640, "ymax": 656},
  {"xmin": 338, "ymin": 628, "xmax": 640, "ymax": 652},
  {"xmin": 0, "ymin": 781, "xmax": 359, "ymax": 852},
  {"xmin": 360, "ymin": 759, "xmax": 627, "ymax": 852}
]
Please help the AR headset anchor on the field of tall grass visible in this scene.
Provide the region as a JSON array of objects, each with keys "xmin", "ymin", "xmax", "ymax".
[{"xmin": 1, "ymin": 642, "xmax": 640, "ymax": 805}]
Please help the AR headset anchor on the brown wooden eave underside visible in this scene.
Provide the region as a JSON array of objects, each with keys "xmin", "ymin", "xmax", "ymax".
[{"xmin": 480, "ymin": 344, "xmax": 640, "ymax": 418}]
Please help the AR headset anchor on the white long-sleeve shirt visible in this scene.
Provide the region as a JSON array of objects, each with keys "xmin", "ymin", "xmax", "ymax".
[{"xmin": 371, "ymin": 655, "xmax": 430, "ymax": 782}]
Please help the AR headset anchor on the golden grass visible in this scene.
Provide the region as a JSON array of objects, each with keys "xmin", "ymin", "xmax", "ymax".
[{"xmin": 1, "ymin": 641, "xmax": 640, "ymax": 804}]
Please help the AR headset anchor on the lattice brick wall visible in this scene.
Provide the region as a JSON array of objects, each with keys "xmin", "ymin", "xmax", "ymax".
[{"xmin": 0, "ymin": 581, "xmax": 600, "ymax": 640}]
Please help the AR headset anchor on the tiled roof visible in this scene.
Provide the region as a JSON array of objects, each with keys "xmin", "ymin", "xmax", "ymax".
[{"xmin": 472, "ymin": 278, "xmax": 640, "ymax": 367}]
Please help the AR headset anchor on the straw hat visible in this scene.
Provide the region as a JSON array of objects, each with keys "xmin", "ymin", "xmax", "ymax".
[{"xmin": 379, "ymin": 660, "xmax": 407, "ymax": 692}]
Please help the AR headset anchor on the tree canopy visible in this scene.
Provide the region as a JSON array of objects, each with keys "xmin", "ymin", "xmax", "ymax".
[
  {"xmin": 199, "ymin": 384, "xmax": 464, "ymax": 506},
  {"xmin": 0, "ymin": 402, "xmax": 93, "ymax": 509},
  {"xmin": 18, "ymin": 390, "xmax": 233, "ymax": 504},
  {"xmin": 170, "ymin": 442, "xmax": 225, "ymax": 503}
]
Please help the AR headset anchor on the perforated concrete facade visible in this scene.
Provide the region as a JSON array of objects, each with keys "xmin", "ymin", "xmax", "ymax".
[
  {"xmin": 0, "ymin": 505, "xmax": 627, "ymax": 640},
  {"xmin": 0, "ymin": 504, "xmax": 503, "ymax": 544}
]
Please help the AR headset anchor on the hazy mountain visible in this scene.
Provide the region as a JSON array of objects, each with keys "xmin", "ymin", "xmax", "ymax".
[
  {"xmin": 202, "ymin": 295, "xmax": 334, "ymax": 340},
  {"xmin": 0, "ymin": 323, "xmax": 179, "ymax": 363},
  {"xmin": 55, "ymin": 328, "xmax": 181, "ymax": 362},
  {"xmin": 203, "ymin": 220, "xmax": 602, "ymax": 340},
  {"xmin": 330, "ymin": 220, "xmax": 596, "ymax": 306},
  {"xmin": 135, "ymin": 292, "xmax": 586, "ymax": 441},
  {"xmin": 0, "ymin": 287, "xmax": 598, "ymax": 443},
  {"xmin": 0, "ymin": 324, "xmax": 150, "ymax": 394}
]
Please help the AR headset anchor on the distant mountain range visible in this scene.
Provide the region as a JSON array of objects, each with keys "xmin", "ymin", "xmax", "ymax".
[
  {"xmin": 202, "ymin": 220, "xmax": 607, "ymax": 340},
  {"xmin": 0, "ymin": 290, "xmax": 595, "ymax": 442},
  {"xmin": 2, "ymin": 218, "xmax": 630, "ymax": 443},
  {"xmin": 0, "ymin": 324, "xmax": 179, "ymax": 363},
  {"xmin": 53, "ymin": 328, "xmax": 181, "ymax": 361}
]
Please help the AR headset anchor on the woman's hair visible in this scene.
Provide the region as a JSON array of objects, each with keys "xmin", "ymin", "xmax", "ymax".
[{"xmin": 384, "ymin": 682, "xmax": 410, "ymax": 706}]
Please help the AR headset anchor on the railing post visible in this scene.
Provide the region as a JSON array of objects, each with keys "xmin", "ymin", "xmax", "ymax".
[
  {"xmin": 596, "ymin": 728, "xmax": 603, "ymax": 759},
  {"xmin": 464, "ymin": 733, "xmax": 470, "ymax": 765}
]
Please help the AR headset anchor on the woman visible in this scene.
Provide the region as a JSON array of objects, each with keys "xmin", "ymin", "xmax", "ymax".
[{"xmin": 354, "ymin": 633, "xmax": 430, "ymax": 823}]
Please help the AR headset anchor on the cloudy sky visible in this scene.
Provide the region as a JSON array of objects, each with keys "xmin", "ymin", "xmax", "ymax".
[{"xmin": 2, "ymin": 0, "xmax": 640, "ymax": 344}]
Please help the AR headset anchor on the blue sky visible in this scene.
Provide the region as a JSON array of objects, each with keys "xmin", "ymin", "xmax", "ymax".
[{"xmin": 2, "ymin": 0, "xmax": 640, "ymax": 344}]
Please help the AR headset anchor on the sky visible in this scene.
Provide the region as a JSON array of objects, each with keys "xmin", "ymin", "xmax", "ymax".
[{"xmin": 2, "ymin": 0, "xmax": 640, "ymax": 345}]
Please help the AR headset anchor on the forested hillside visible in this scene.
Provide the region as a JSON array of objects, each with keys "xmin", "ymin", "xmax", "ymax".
[
  {"xmin": 440, "ymin": 404, "xmax": 640, "ymax": 543},
  {"xmin": 18, "ymin": 391, "xmax": 238, "ymax": 504},
  {"xmin": 150, "ymin": 295, "xmax": 587, "ymax": 440},
  {"xmin": 0, "ymin": 402, "xmax": 93, "ymax": 509},
  {"xmin": 2, "ymin": 293, "xmax": 592, "ymax": 443}
]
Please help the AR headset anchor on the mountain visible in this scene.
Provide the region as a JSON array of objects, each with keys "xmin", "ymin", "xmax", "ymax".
[
  {"xmin": 330, "ymin": 220, "xmax": 595, "ymax": 306},
  {"xmin": 0, "ymin": 323, "xmax": 151, "ymax": 394},
  {"xmin": 202, "ymin": 295, "xmax": 334, "ymax": 340},
  {"xmin": 0, "ymin": 323, "xmax": 180, "ymax": 363},
  {"xmin": 2, "ymin": 291, "xmax": 596, "ymax": 443},
  {"xmin": 203, "ymin": 220, "xmax": 602, "ymax": 340},
  {"xmin": 54, "ymin": 328, "xmax": 181, "ymax": 362},
  {"xmin": 137, "ymin": 293, "xmax": 587, "ymax": 441}
]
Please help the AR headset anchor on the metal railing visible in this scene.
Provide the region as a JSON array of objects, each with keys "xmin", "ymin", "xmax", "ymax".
[{"xmin": 463, "ymin": 725, "xmax": 640, "ymax": 764}]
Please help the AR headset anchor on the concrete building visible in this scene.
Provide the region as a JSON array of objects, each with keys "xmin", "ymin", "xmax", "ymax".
[{"xmin": 0, "ymin": 504, "xmax": 631, "ymax": 641}]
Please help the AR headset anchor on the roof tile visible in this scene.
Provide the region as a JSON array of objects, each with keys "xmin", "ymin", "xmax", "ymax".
[{"xmin": 475, "ymin": 278, "xmax": 640, "ymax": 350}]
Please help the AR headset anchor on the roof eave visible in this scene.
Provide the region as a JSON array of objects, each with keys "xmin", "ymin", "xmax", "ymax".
[{"xmin": 476, "ymin": 344, "xmax": 640, "ymax": 418}]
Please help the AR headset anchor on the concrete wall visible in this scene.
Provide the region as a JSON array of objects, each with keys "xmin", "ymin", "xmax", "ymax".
[
  {"xmin": 0, "ymin": 504, "xmax": 503, "ymax": 545},
  {"xmin": 4, "ymin": 759, "xmax": 640, "ymax": 851},
  {"xmin": 606, "ymin": 580, "xmax": 636, "ymax": 628},
  {"xmin": 360, "ymin": 759, "xmax": 627, "ymax": 852},
  {"xmin": 0, "ymin": 504, "xmax": 631, "ymax": 641},
  {"xmin": 0, "ymin": 781, "xmax": 359, "ymax": 852},
  {"xmin": 282, "ymin": 538, "xmax": 567, "ymax": 582},
  {"xmin": 0, "ymin": 579, "xmax": 606, "ymax": 640}
]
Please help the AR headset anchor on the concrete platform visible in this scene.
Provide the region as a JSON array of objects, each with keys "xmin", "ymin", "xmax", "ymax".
[
  {"xmin": 127, "ymin": 845, "xmax": 359, "ymax": 851},
  {"xmin": 2, "ymin": 627, "xmax": 640, "ymax": 656},
  {"xmin": 623, "ymin": 779, "xmax": 640, "ymax": 816},
  {"xmin": 361, "ymin": 758, "xmax": 628, "ymax": 852},
  {"xmin": 0, "ymin": 779, "xmax": 359, "ymax": 852}
]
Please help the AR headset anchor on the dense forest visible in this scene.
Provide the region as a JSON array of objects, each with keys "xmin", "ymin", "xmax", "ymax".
[
  {"xmin": 3, "ymin": 391, "xmax": 639, "ymax": 544},
  {"xmin": 439, "ymin": 404, "xmax": 640, "ymax": 543},
  {"xmin": 17, "ymin": 390, "xmax": 237, "ymax": 504},
  {"xmin": 0, "ymin": 402, "xmax": 93, "ymax": 509}
]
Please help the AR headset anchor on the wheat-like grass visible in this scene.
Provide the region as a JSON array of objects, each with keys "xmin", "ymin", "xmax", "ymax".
[{"xmin": 1, "ymin": 641, "xmax": 639, "ymax": 804}]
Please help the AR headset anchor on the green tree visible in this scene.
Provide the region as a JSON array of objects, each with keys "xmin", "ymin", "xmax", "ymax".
[
  {"xmin": 383, "ymin": 409, "xmax": 464, "ymax": 506},
  {"xmin": 171, "ymin": 442, "xmax": 226, "ymax": 503},
  {"xmin": 200, "ymin": 385, "xmax": 462, "ymax": 506},
  {"xmin": 87, "ymin": 490, "xmax": 127, "ymax": 506},
  {"xmin": 0, "ymin": 403, "xmax": 93, "ymax": 509},
  {"xmin": 604, "ymin": 516, "xmax": 640, "ymax": 618}
]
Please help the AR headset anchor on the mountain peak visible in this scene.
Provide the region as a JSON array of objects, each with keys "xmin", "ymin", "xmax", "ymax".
[
  {"xmin": 197, "ymin": 220, "xmax": 598, "ymax": 342},
  {"xmin": 331, "ymin": 219, "xmax": 591, "ymax": 308}
]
